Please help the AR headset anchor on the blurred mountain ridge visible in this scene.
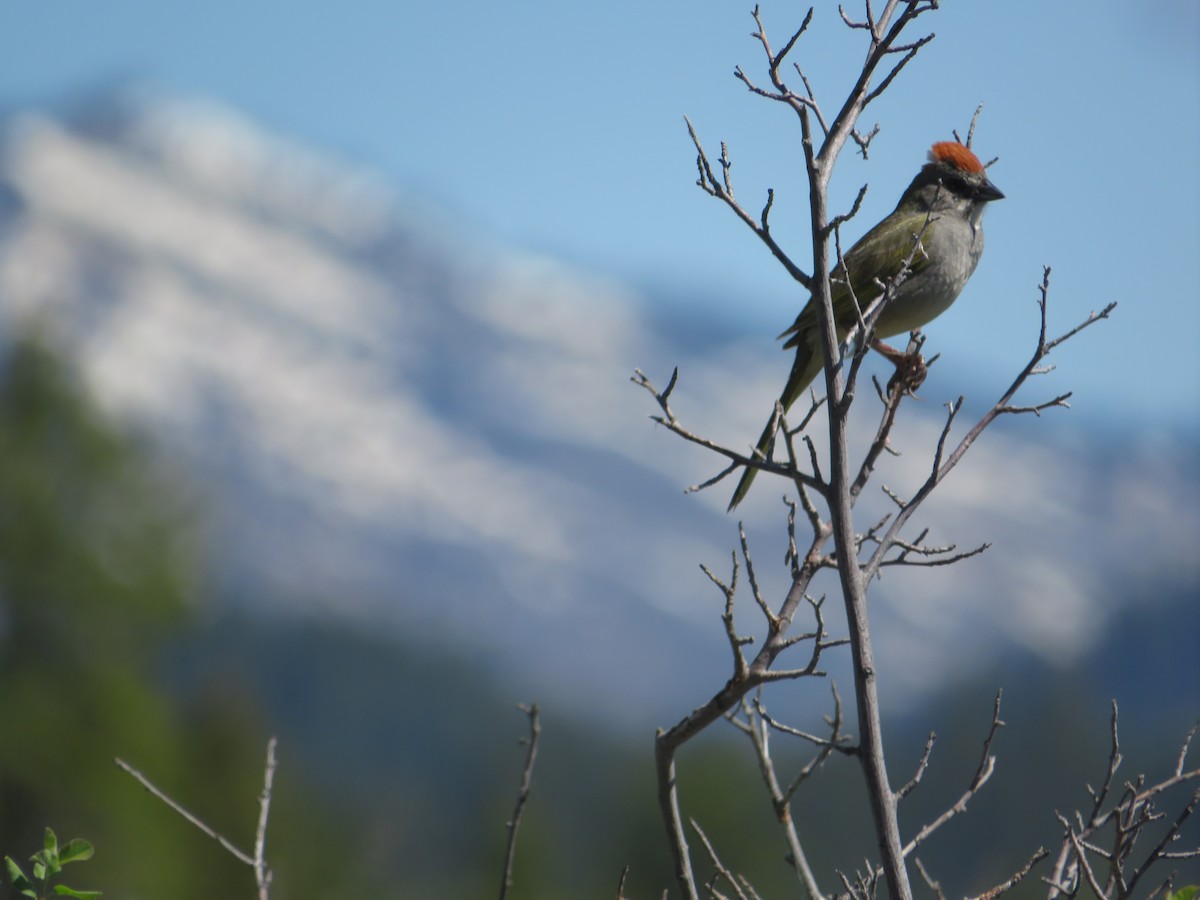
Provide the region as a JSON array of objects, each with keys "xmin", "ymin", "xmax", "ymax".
[{"xmin": 0, "ymin": 87, "xmax": 1195, "ymax": 730}]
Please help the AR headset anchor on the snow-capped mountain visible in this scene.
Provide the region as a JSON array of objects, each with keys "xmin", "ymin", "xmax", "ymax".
[{"xmin": 1, "ymin": 89, "xmax": 1195, "ymax": 725}]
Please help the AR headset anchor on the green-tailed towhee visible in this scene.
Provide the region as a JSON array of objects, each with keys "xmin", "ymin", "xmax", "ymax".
[{"xmin": 728, "ymin": 140, "xmax": 1004, "ymax": 511}]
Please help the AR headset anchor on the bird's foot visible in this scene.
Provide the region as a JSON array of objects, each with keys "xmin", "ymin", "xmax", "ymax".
[
  {"xmin": 872, "ymin": 337, "xmax": 928, "ymax": 397},
  {"xmin": 886, "ymin": 353, "xmax": 928, "ymax": 396}
]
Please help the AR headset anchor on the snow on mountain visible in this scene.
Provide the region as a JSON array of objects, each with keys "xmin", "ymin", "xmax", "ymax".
[{"xmin": 1, "ymin": 90, "xmax": 1194, "ymax": 725}]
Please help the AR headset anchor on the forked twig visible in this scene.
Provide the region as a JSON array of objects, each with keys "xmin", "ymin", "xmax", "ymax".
[{"xmin": 117, "ymin": 736, "xmax": 278, "ymax": 900}]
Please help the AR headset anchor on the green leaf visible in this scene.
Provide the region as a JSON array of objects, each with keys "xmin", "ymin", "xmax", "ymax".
[
  {"xmin": 32, "ymin": 852, "xmax": 61, "ymax": 880},
  {"xmin": 36, "ymin": 828, "xmax": 61, "ymax": 876},
  {"xmin": 5, "ymin": 856, "xmax": 29, "ymax": 881},
  {"xmin": 1166, "ymin": 888, "xmax": 1199, "ymax": 900},
  {"xmin": 5, "ymin": 856, "xmax": 37, "ymax": 898},
  {"xmin": 58, "ymin": 840, "xmax": 94, "ymax": 865},
  {"xmin": 54, "ymin": 886, "xmax": 103, "ymax": 899}
]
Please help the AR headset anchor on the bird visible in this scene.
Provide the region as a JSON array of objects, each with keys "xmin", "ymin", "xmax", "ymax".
[{"xmin": 727, "ymin": 140, "xmax": 1004, "ymax": 511}]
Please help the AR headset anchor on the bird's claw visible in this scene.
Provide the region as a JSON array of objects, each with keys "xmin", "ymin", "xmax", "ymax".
[{"xmin": 886, "ymin": 351, "xmax": 928, "ymax": 397}]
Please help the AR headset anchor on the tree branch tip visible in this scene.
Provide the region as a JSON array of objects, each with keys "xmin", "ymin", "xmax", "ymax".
[{"xmin": 886, "ymin": 32, "xmax": 936, "ymax": 54}]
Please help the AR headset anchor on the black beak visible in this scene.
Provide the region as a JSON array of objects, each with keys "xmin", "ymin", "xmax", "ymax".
[{"xmin": 978, "ymin": 178, "xmax": 1005, "ymax": 202}]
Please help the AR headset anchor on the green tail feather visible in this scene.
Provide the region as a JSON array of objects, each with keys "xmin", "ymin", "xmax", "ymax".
[
  {"xmin": 727, "ymin": 339, "xmax": 823, "ymax": 512},
  {"xmin": 727, "ymin": 415, "xmax": 778, "ymax": 511}
]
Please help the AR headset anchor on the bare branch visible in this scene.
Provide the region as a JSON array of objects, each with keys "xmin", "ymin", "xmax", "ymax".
[
  {"xmin": 498, "ymin": 703, "xmax": 541, "ymax": 900},
  {"xmin": 1175, "ymin": 721, "xmax": 1199, "ymax": 777},
  {"xmin": 1068, "ymin": 827, "xmax": 1108, "ymax": 897},
  {"xmin": 735, "ymin": 696, "xmax": 826, "ymax": 899},
  {"xmin": 1047, "ymin": 705, "xmax": 1200, "ymax": 898},
  {"xmin": 758, "ymin": 690, "xmax": 854, "ymax": 758},
  {"xmin": 703, "ymin": 553, "xmax": 752, "ymax": 680},
  {"xmin": 687, "ymin": 461, "xmax": 743, "ymax": 496},
  {"xmin": 860, "ymin": 271, "xmax": 1117, "ymax": 586},
  {"xmin": 851, "ymin": 123, "xmax": 881, "ymax": 158},
  {"xmin": 827, "ymin": 183, "xmax": 870, "ymax": 234},
  {"xmin": 902, "ymin": 691, "xmax": 1005, "ymax": 857},
  {"xmin": 895, "ymin": 732, "xmax": 936, "ymax": 800},
  {"xmin": 914, "ymin": 857, "xmax": 947, "ymax": 900},
  {"xmin": 656, "ymin": 745, "xmax": 699, "ymax": 900},
  {"xmin": 615, "ymin": 864, "xmax": 631, "ymax": 900},
  {"xmin": 970, "ymin": 847, "xmax": 1049, "ymax": 899},
  {"xmin": 758, "ymin": 3, "xmax": 814, "ymax": 83},
  {"xmin": 878, "ymin": 539, "xmax": 991, "ymax": 568},
  {"xmin": 682, "ymin": 117, "xmax": 811, "ymax": 288},
  {"xmin": 739, "ymin": 524, "xmax": 777, "ymax": 629},
  {"xmin": 691, "ymin": 818, "xmax": 751, "ymax": 900},
  {"xmin": 954, "ymin": 103, "xmax": 985, "ymax": 149},
  {"xmin": 254, "ymin": 737, "xmax": 278, "ymax": 900},
  {"xmin": 838, "ymin": 4, "xmax": 872, "ymax": 32},
  {"xmin": 1127, "ymin": 787, "xmax": 1200, "ymax": 894},
  {"xmin": 117, "ymin": 755, "xmax": 256, "ymax": 870},
  {"xmin": 794, "ymin": 65, "xmax": 831, "ymax": 138},
  {"xmin": 633, "ymin": 368, "xmax": 828, "ymax": 497},
  {"xmin": 654, "ymin": 493, "xmax": 838, "ymax": 900},
  {"xmin": 743, "ymin": 4, "xmax": 824, "ymax": 133},
  {"xmin": 1079, "ymin": 699, "xmax": 1123, "ymax": 829},
  {"xmin": 633, "ymin": 368, "xmax": 827, "ymax": 496},
  {"xmin": 1043, "ymin": 301, "xmax": 1117, "ymax": 353},
  {"xmin": 863, "ymin": 33, "xmax": 935, "ymax": 106},
  {"xmin": 997, "ymin": 393, "xmax": 1073, "ymax": 416}
]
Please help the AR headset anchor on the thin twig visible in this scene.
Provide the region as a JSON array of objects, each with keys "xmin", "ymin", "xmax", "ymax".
[
  {"xmin": 896, "ymin": 732, "xmax": 936, "ymax": 800},
  {"xmin": 735, "ymin": 696, "xmax": 825, "ymax": 899},
  {"xmin": 691, "ymin": 818, "xmax": 751, "ymax": 900},
  {"xmin": 902, "ymin": 691, "xmax": 1005, "ymax": 857},
  {"xmin": 116, "ymin": 757, "xmax": 256, "ymax": 868},
  {"xmin": 971, "ymin": 847, "xmax": 1048, "ymax": 899},
  {"xmin": 861, "ymin": 272, "xmax": 1116, "ymax": 585},
  {"xmin": 117, "ymin": 738, "xmax": 278, "ymax": 898},
  {"xmin": 615, "ymin": 864, "xmax": 631, "ymax": 900},
  {"xmin": 498, "ymin": 703, "xmax": 541, "ymax": 900},
  {"xmin": 254, "ymin": 737, "xmax": 277, "ymax": 900},
  {"xmin": 1047, "ymin": 705, "xmax": 1200, "ymax": 898},
  {"xmin": 683, "ymin": 116, "xmax": 811, "ymax": 288},
  {"xmin": 914, "ymin": 857, "xmax": 947, "ymax": 900},
  {"xmin": 633, "ymin": 368, "xmax": 827, "ymax": 495}
]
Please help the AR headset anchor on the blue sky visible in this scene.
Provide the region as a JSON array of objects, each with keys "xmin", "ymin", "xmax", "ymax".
[{"xmin": 3, "ymin": 1, "xmax": 1198, "ymax": 429}]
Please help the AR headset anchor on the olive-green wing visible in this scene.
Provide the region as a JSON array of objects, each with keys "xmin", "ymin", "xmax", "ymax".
[
  {"xmin": 730, "ymin": 210, "xmax": 936, "ymax": 512},
  {"xmin": 779, "ymin": 210, "xmax": 935, "ymax": 348}
]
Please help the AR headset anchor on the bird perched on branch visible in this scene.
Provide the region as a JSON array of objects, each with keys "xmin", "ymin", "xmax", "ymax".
[{"xmin": 728, "ymin": 140, "xmax": 1004, "ymax": 511}]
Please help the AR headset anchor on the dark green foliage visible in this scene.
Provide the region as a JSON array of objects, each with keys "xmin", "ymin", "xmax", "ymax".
[
  {"xmin": 0, "ymin": 336, "xmax": 384, "ymax": 898},
  {"xmin": 0, "ymin": 336, "xmax": 195, "ymax": 894}
]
